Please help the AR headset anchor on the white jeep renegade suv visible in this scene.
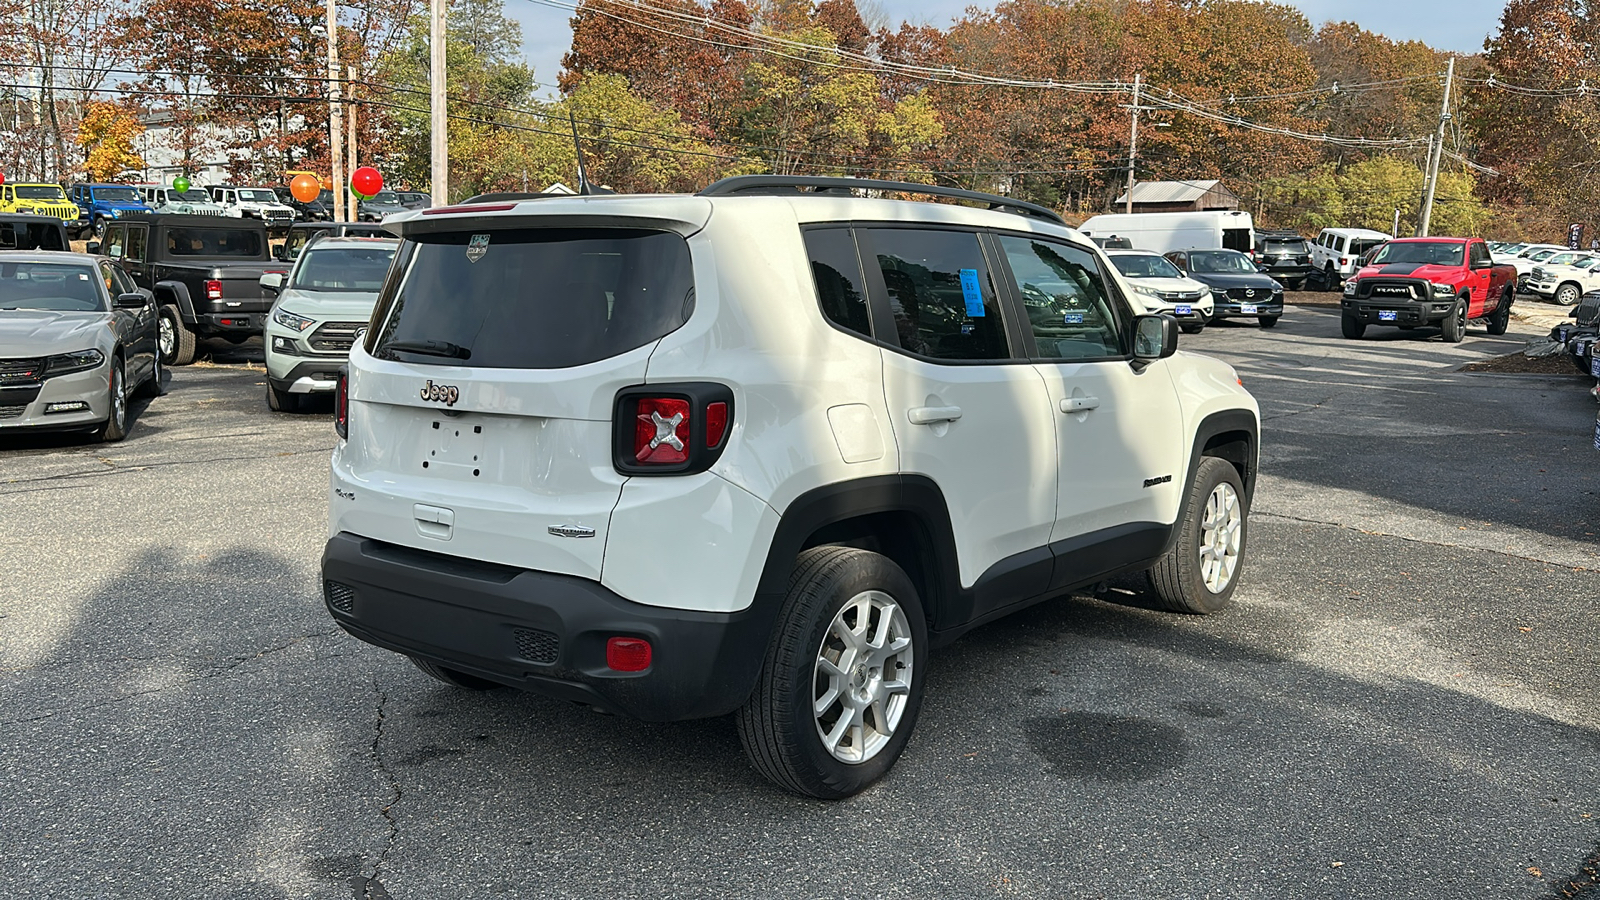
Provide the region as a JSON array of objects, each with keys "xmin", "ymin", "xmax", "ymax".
[{"xmin": 320, "ymin": 176, "xmax": 1260, "ymax": 799}]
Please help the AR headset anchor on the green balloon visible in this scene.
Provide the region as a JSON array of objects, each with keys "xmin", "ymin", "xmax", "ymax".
[{"xmin": 172, "ymin": 176, "xmax": 190, "ymax": 193}]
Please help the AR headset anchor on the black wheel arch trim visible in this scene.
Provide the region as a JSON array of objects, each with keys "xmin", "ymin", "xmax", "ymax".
[{"xmin": 155, "ymin": 280, "xmax": 197, "ymax": 323}]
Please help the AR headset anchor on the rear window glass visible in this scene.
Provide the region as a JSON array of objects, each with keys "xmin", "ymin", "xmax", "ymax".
[
  {"xmin": 370, "ymin": 228, "xmax": 694, "ymax": 369},
  {"xmin": 1263, "ymin": 239, "xmax": 1308, "ymax": 254},
  {"xmin": 165, "ymin": 227, "xmax": 265, "ymax": 257}
]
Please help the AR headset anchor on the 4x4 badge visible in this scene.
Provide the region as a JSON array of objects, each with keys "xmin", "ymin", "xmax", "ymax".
[{"xmin": 466, "ymin": 233, "xmax": 490, "ymax": 263}]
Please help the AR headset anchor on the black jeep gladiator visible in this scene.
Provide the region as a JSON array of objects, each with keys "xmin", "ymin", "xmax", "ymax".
[{"xmin": 93, "ymin": 214, "xmax": 285, "ymax": 365}]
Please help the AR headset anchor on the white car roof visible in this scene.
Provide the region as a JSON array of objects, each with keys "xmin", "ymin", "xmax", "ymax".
[
  {"xmin": 1104, "ymin": 249, "xmax": 1161, "ymax": 257},
  {"xmin": 1320, "ymin": 227, "xmax": 1392, "ymax": 239}
]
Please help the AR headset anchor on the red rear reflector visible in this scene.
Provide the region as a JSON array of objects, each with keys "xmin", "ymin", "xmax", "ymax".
[
  {"xmin": 606, "ymin": 637, "xmax": 652, "ymax": 672},
  {"xmin": 634, "ymin": 397, "xmax": 690, "ymax": 464},
  {"xmin": 704, "ymin": 401, "xmax": 728, "ymax": 448},
  {"xmin": 422, "ymin": 203, "xmax": 518, "ymax": 215},
  {"xmin": 335, "ymin": 371, "xmax": 349, "ymax": 439},
  {"xmin": 205, "ymin": 279, "xmax": 223, "ymax": 300}
]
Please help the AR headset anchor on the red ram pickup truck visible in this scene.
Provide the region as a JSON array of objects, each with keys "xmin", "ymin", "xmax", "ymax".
[{"xmin": 1339, "ymin": 237, "xmax": 1516, "ymax": 343}]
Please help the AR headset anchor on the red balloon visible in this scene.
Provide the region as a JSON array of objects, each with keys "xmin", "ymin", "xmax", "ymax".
[
  {"xmin": 0, "ymin": 172, "xmax": 6, "ymax": 185},
  {"xmin": 350, "ymin": 167, "xmax": 383, "ymax": 198}
]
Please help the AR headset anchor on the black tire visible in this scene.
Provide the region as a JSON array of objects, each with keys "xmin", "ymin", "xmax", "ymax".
[
  {"xmin": 93, "ymin": 216, "xmax": 109, "ymax": 238},
  {"xmin": 1180, "ymin": 323, "xmax": 1205, "ymax": 335},
  {"xmin": 1441, "ymin": 297, "xmax": 1467, "ymax": 343},
  {"xmin": 93, "ymin": 356, "xmax": 128, "ymax": 443},
  {"xmin": 134, "ymin": 349, "xmax": 165, "ymax": 398},
  {"xmin": 1340, "ymin": 313, "xmax": 1366, "ymax": 339},
  {"xmin": 737, "ymin": 546, "xmax": 927, "ymax": 800},
  {"xmin": 1258, "ymin": 315, "xmax": 1279, "ymax": 328},
  {"xmin": 1289, "ymin": 279, "xmax": 1305, "ymax": 292},
  {"xmin": 1555, "ymin": 283, "xmax": 1582, "ymax": 306},
  {"xmin": 409, "ymin": 656, "xmax": 502, "ymax": 690},
  {"xmin": 1322, "ymin": 264, "xmax": 1339, "ymax": 292},
  {"xmin": 1146, "ymin": 457, "xmax": 1247, "ymax": 614},
  {"xmin": 265, "ymin": 381, "xmax": 302, "ymax": 412},
  {"xmin": 158, "ymin": 305, "xmax": 196, "ymax": 366},
  {"xmin": 1487, "ymin": 288, "xmax": 1512, "ymax": 336}
]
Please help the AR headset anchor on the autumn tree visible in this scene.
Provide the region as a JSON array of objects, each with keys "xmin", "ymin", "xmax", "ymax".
[{"xmin": 77, "ymin": 100, "xmax": 145, "ymax": 180}]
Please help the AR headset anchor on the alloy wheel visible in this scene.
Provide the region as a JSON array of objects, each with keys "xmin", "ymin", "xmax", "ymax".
[
  {"xmin": 158, "ymin": 316, "xmax": 174, "ymax": 357},
  {"xmin": 1198, "ymin": 482, "xmax": 1242, "ymax": 593},
  {"xmin": 812, "ymin": 590, "xmax": 914, "ymax": 764},
  {"xmin": 110, "ymin": 363, "xmax": 125, "ymax": 430}
]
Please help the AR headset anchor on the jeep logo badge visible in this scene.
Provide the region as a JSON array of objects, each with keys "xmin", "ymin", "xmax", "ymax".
[{"xmin": 420, "ymin": 380, "xmax": 460, "ymax": 406}]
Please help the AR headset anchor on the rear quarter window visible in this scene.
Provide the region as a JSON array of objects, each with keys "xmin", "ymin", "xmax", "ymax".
[{"xmin": 369, "ymin": 228, "xmax": 695, "ymax": 369}]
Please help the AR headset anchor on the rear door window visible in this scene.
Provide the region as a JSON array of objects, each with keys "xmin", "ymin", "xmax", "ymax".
[
  {"xmin": 859, "ymin": 227, "xmax": 1010, "ymax": 361},
  {"xmin": 369, "ymin": 228, "xmax": 694, "ymax": 369},
  {"xmin": 1222, "ymin": 228, "xmax": 1251, "ymax": 253},
  {"xmin": 165, "ymin": 227, "xmax": 264, "ymax": 257}
]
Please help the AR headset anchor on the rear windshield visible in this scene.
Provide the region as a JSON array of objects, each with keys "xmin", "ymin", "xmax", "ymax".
[
  {"xmin": 1262, "ymin": 239, "xmax": 1309, "ymax": 254},
  {"xmin": 165, "ymin": 227, "xmax": 265, "ymax": 257},
  {"xmin": 291, "ymin": 244, "xmax": 397, "ymax": 292},
  {"xmin": 0, "ymin": 222, "xmax": 67, "ymax": 251},
  {"xmin": 1348, "ymin": 238, "xmax": 1386, "ymax": 257},
  {"xmin": 369, "ymin": 228, "xmax": 694, "ymax": 369}
]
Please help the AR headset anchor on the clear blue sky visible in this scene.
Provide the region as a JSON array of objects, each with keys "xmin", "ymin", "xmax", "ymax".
[{"xmin": 507, "ymin": 0, "xmax": 1507, "ymax": 98}]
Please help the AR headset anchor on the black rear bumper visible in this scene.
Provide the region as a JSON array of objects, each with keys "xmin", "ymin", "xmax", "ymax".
[{"xmin": 320, "ymin": 532, "xmax": 777, "ymax": 720}]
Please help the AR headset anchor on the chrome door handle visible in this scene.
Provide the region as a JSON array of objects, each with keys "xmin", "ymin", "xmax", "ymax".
[
  {"xmin": 907, "ymin": 406, "xmax": 962, "ymax": 425},
  {"xmin": 1060, "ymin": 396, "xmax": 1101, "ymax": 413}
]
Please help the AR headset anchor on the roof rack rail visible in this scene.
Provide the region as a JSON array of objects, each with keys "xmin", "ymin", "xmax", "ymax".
[{"xmin": 697, "ymin": 175, "xmax": 1065, "ymax": 226}]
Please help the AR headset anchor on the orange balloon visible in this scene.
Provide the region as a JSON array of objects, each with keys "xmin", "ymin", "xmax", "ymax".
[{"xmin": 289, "ymin": 173, "xmax": 322, "ymax": 204}]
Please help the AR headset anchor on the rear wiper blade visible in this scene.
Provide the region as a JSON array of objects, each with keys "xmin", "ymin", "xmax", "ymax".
[{"xmin": 377, "ymin": 339, "xmax": 471, "ymax": 360}]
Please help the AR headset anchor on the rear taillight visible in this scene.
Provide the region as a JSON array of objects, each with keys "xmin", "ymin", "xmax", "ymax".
[
  {"xmin": 334, "ymin": 370, "xmax": 349, "ymax": 439},
  {"xmin": 613, "ymin": 383, "xmax": 734, "ymax": 476},
  {"xmin": 705, "ymin": 401, "xmax": 729, "ymax": 448},
  {"xmin": 634, "ymin": 397, "xmax": 691, "ymax": 464},
  {"xmin": 205, "ymin": 279, "xmax": 223, "ymax": 300}
]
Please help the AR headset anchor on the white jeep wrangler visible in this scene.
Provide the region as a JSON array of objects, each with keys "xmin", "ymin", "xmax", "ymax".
[{"xmin": 321, "ymin": 177, "xmax": 1260, "ymax": 799}]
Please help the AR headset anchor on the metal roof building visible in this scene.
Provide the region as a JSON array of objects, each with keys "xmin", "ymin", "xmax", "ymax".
[{"xmin": 1113, "ymin": 179, "xmax": 1239, "ymax": 213}]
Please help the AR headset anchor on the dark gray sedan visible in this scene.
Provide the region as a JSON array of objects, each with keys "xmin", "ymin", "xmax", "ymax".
[{"xmin": 0, "ymin": 252, "xmax": 163, "ymax": 442}]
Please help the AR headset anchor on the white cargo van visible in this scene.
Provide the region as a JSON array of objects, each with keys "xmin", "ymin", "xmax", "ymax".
[{"xmin": 1078, "ymin": 210, "xmax": 1254, "ymax": 256}]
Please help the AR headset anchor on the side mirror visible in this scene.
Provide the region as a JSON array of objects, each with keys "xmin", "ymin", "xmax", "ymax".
[
  {"xmin": 1471, "ymin": 257, "xmax": 1493, "ymax": 269},
  {"xmin": 85, "ymin": 241, "xmax": 101, "ymax": 254},
  {"xmin": 1133, "ymin": 314, "xmax": 1179, "ymax": 363},
  {"xmin": 259, "ymin": 272, "xmax": 284, "ymax": 292},
  {"xmin": 115, "ymin": 292, "xmax": 148, "ymax": 309},
  {"xmin": 273, "ymin": 246, "xmax": 286, "ymax": 261}
]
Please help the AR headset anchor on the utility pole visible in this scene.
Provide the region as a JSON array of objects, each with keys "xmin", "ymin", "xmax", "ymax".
[
  {"xmin": 430, "ymin": 0, "xmax": 448, "ymax": 206},
  {"xmin": 326, "ymin": 0, "xmax": 344, "ymax": 222},
  {"xmin": 1125, "ymin": 73, "xmax": 1142, "ymax": 214},
  {"xmin": 1418, "ymin": 56, "xmax": 1454, "ymax": 238},
  {"xmin": 347, "ymin": 65, "xmax": 357, "ymax": 176}
]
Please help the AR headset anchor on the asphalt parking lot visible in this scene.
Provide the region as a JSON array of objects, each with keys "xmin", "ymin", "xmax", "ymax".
[{"xmin": 2, "ymin": 302, "xmax": 1597, "ymax": 900}]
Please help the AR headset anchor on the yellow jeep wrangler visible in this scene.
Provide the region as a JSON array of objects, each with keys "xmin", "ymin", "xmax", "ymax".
[{"xmin": 0, "ymin": 183, "xmax": 79, "ymax": 226}]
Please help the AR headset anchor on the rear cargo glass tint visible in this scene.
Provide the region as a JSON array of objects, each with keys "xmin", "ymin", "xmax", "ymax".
[
  {"xmin": 1263, "ymin": 239, "xmax": 1308, "ymax": 254},
  {"xmin": 370, "ymin": 228, "xmax": 694, "ymax": 369},
  {"xmin": 165, "ymin": 227, "xmax": 265, "ymax": 257}
]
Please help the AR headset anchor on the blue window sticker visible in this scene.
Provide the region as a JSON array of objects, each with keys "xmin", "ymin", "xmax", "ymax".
[
  {"xmin": 959, "ymin": 268, "xmax": 985, "ymax": 317},
  {"xmin": 1063, "ymin": 312, "xmax": 1085, "ymax": 325}
]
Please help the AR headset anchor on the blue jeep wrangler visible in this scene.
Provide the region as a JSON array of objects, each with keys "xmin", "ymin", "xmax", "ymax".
[{"xmin": 69, "ymin": 183, "xmax": 153, "ymax": 238}]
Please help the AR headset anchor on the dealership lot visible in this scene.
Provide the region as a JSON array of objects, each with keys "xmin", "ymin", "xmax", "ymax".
[{"xmin": 2, "ymin": 304, "xmax": 1597, "ymax": 899}]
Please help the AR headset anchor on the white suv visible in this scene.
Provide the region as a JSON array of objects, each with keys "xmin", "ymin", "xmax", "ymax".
[
  {"xmin": 1310, "ymin": 227, "xmax": 1391, "ymax": 289},
  {"xmin": 319, "ymin": 177, "xmax": 1260, "ymax": 799},
  {"xmin": 261, "ymin": 236, "xmax": 398, "ymax": 411},
  {"xmin": 1105, "ymin": 249, "xmax": 1215, "ymax": 333}
]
